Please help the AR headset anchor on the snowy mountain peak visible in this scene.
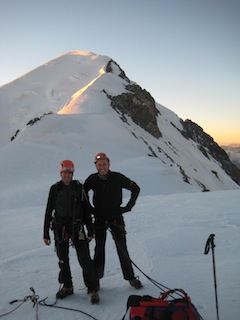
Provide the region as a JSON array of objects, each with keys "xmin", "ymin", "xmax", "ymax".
[{"xmin": 0, "ymin": 51, "xmax": 239, "ymax": 210}]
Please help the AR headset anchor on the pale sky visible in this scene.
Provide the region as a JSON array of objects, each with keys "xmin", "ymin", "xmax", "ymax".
[{"xmin": 1, "ymin": 0, "xmax": 239, "ymax": 145}]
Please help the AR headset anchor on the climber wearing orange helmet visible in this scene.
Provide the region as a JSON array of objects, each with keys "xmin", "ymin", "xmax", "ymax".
[{"xmin": 43, "ymin": 160, "xmax": 100, "ymax": 304}]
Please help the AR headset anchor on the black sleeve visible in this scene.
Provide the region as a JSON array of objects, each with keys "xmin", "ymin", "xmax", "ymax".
[
  {"xmin": 43, "ymin": 184, "xmax": 56, "ymax": 239},
  {"xmin": 83, "ymin": 174, "xmax": 94, "ymax": 194},
  {"xmin": 118, "ymin": 173, "xmax": 140, "ymax": 210}
]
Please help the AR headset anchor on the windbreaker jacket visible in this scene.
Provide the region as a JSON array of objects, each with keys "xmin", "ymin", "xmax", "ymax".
[{"xmin": 84, "ymin": 171, "xmax": 140, "ymax": 224}]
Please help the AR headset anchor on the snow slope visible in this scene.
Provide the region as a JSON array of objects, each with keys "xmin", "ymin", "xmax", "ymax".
[{"xmin": 0, "ymin": 190, "xmax": 239, "ymax": 320}]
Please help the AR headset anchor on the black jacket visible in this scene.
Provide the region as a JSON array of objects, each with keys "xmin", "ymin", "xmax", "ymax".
[
  {"xmin": 43, "ymin": 180, "xmax": 93, "ymax": 239},
  {"xmin": 84, "ymin": 171, "xmax": 140, "ymax": 224}
]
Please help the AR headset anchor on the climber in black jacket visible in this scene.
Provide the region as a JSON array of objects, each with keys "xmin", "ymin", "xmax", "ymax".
[
  {"xmin": 43, "ymin": 160, "xmax": 99, "ymax": 303},
  {"xmin": 84, "ymin": 152, "xmax": 142, "ymax": 290}
]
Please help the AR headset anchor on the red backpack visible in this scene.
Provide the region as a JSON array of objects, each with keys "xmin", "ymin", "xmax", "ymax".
[{"xmin": 123, "ymin": 289, "xmax": 203, "ymax": 320}]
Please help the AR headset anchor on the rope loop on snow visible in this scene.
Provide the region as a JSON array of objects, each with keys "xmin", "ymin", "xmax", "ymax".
[{"xmin": 0, "ymin": 287, "xmax": 39, "ymax": 318}]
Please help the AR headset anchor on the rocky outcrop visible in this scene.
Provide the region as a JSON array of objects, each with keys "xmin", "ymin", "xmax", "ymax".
[
  {"xmin": 107, "ymin": 84, "xmax": 161, "ymax": 139},
  {"xmin": 106, "ymin": 59, "xmax": 130, "ymax": 82},
  {"xmin": 10, "ymin": 112, "xmax": 53, "ymax": 141},
  {"xmin": 182, "ymin": 119, "xmax": 240, "ymax": 185}
]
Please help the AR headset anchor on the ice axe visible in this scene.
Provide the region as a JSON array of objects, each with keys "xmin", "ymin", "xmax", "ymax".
[{"xmin": 204, "ymin": 234, "xmax": 220, "ymax": 320}]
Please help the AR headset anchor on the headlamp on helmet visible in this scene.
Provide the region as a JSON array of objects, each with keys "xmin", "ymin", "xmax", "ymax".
[{"xmin": 94, "ymin": 152, "xmax": 109, "ymax": 164}]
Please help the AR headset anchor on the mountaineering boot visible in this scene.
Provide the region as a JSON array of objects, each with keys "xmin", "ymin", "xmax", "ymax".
[
  {"xmin": 56, "ymin": 286, "xmax": 74, "ymax": 299},
  {"xmin": 89, "ymin": 291, "xmax": 100, "ymax": 304},
  {"xmin": 129, "ymin": 276, "xmax": 142, "ymax": 289}
]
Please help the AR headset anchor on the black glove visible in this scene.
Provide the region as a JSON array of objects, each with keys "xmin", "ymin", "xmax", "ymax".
[
  {"xmin": 120, "ymin": 205, "xmax": 132, "ymax": 214},
  {"xmin": 44, "ymin": 231, "xmax": 50, "ymax": 240}
]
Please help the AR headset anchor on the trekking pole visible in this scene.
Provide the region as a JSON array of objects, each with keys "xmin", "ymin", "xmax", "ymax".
[{"xmin": 204, "ymin": 234, "xmax": 220, "ymax": 320}]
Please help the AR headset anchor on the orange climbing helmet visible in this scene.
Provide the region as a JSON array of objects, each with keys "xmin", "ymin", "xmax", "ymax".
[
  {"xmin": 94, "ymin": 152, "xmax": 109, "ymax": 164},
  {"xmin": 59, "ymin": 160, "xmax": 75, "ymax": 173}
]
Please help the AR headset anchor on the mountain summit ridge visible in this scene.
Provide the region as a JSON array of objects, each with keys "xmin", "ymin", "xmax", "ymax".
[{"xmin": 0, "ymin": 50, "xmax": 239, "ymax": 209}]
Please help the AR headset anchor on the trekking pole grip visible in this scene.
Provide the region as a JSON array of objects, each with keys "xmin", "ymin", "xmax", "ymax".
[{"xmin": 204, "ymin": 234, "xmax": 215, "ymax": 254}]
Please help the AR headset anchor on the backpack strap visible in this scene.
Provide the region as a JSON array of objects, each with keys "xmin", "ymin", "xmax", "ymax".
[{"xmin": 77, "ymin": 180, "xmax": 91, "ymax": 205}]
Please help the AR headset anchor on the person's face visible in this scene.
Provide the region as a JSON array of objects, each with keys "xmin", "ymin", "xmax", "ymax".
[
  {"xmin": 61, "ymin": 171, "xmax": 73, "ymax": 185},
  {"xmin": 95, "ymin": 159, "xmax": 110, "ymax": 176}
]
